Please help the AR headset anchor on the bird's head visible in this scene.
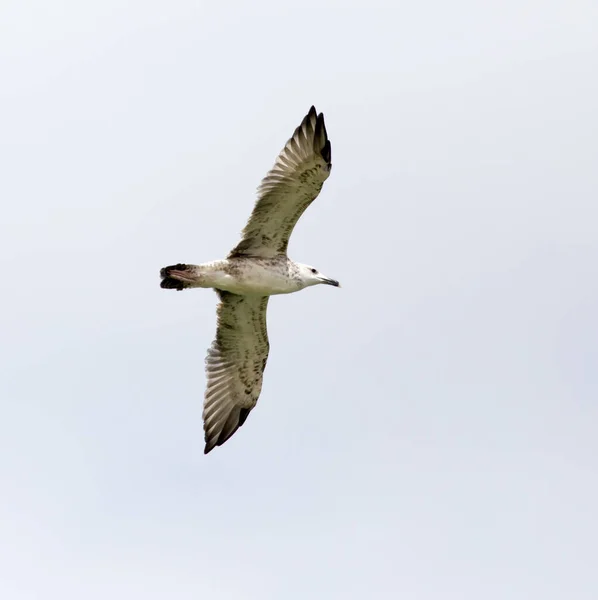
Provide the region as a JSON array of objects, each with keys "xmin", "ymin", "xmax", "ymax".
[{"xmin": 297, "ymin": 263, "xmax": 340, "ymax": 289}]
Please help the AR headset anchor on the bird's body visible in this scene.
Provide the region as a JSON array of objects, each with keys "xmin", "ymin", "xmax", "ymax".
[
  {"xmin": 160, "ymin": 106, "xmax": 339, "ymax": 454},
  {"xmin": 163, "ymin": 257, "xmax": 308, "ymax": 296}
]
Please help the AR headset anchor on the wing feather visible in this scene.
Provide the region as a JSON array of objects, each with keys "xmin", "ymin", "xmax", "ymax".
[
  {"xmin": 203, "ymin": 291, "xmax": 270, "ymax": 454},
  {"xmin": 228, "ymin": 106, "xmax": 332, "ymax": 258}
]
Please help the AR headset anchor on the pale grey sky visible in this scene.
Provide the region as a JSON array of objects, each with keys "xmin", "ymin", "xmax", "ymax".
[{"xmin": 1, "ymin": 1, "xmax": 597, "ymax": 598}]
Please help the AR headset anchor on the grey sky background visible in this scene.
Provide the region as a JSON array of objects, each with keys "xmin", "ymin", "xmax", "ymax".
[{"xmin": 1, "ymin": 1, "xmax": 597, "ymax": 598}]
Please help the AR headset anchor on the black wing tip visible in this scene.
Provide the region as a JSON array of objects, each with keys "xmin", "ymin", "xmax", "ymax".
[
  {"xmin": 203, "ymin": 407, "xmax": 252, "ymax": 455},
  {"xmin": 302, "ymin": 105, "xmax": 323, "ymax": 128},
  {"xmin": 314, "ymin": 112, "xmax": 331, "ymax": 165},
  {"xmin": 294, "ymin": 106, "xmax": 331, "ymax": 164},
  {"xmin": 321, "ymin": 139, "xmax": 331, "ymax": 164}
]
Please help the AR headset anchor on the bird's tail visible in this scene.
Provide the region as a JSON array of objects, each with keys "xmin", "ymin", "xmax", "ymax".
[{"xmin": 160, "ymin": 263, "xmax": 203, "ymax": 290}]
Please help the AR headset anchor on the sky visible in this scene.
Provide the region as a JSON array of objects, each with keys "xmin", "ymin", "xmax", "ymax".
[{"xmin": 1, "ymin": 1, "xmax": 597, "ymax": 598}]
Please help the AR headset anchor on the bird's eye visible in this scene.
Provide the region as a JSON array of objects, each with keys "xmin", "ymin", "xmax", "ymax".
[{"xmin": 310, "ymin": 268, "xmax": 317, "ymax": 274}]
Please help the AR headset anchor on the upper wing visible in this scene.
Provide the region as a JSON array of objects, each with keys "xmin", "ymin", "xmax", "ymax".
[
  {"xmin": 228, "ymin": 106, "xmax": 332, "ymax": 259},
  {"xmin": 203, "ymin": 291, "xmax": 270, "ymax": 454}
]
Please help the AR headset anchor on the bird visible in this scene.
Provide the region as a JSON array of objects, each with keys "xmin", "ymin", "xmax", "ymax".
[{"xmin": 160, "ymin": 106, "xmax": 339, "ymax": 454}]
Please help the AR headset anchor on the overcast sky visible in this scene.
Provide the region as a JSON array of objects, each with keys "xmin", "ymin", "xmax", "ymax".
[{"xmin": 1, "ymin": 1, "xmax": 597, "ymax": 598}]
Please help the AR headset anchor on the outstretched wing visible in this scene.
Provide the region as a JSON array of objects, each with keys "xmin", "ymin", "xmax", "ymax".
[
  {"xmin": 228, "ymin": 106, "xmax": 332, "ymax": 259},
  {"xmin": 203, "ymin": 291, "xmax": 270, "ymax": 454}
]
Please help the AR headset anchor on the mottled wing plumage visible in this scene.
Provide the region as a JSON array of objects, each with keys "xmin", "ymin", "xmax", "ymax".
[
  {"xmin": 203, "ymin": 291, "xmax": 270, "ymax": 454},
  {"xmin": 228, "ymin": 106, "xmax": 332, "ymax": 259}
]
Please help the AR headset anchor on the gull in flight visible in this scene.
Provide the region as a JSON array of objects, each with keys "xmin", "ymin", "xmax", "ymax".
[{"xmin": 160, "ymin": 106, "xmax": 339, "ymax": 454}]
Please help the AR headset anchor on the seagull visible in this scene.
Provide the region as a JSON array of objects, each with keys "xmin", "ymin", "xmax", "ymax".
[{"xmin": 160, "ymin": 106, "xmax": 339, "ymax": 454}]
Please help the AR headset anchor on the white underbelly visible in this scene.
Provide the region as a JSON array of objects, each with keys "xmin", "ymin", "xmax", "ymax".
[{"xmin": 209, "ymin": 266, "xmax": 299, "ymax": 296}]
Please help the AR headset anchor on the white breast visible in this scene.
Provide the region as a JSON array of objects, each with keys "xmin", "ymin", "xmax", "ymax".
[{"xmin": 211, "ymin": 262, "xmax": 301, "ymax": 295}]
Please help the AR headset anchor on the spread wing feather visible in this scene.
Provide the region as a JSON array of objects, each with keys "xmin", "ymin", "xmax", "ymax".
[
  {"xmin": 203, "ymin": 291, "xmax": 270, "ymax": 453},
  {"xmin": 228, "ymin": 106, "xmax": 332, "ymax": 258}
]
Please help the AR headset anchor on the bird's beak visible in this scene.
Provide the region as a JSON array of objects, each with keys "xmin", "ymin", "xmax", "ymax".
[{"xmin": 320, "ymin": 277, "xmax": 341, "ymax": 287}]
